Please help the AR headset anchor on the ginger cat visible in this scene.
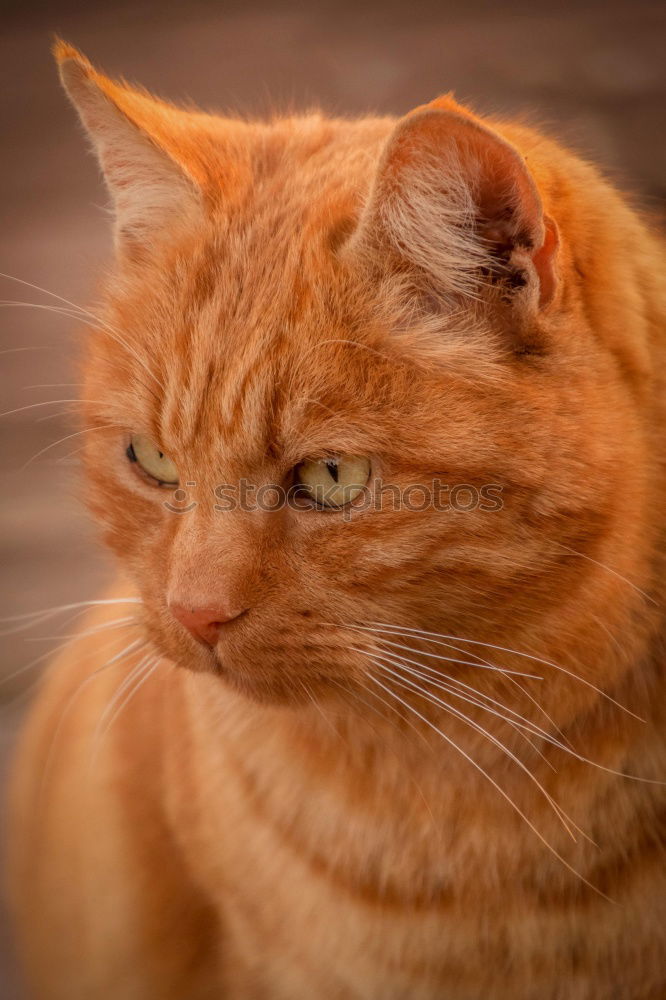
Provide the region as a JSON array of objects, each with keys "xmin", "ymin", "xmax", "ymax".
[{"xmin": 8, "ymin": 41, "xmax": 666, "ymax": 1000}]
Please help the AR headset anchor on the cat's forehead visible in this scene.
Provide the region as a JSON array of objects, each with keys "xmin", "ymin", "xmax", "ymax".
[
  {"xmin": 146, "ymin": 216, "xmax": 385, "ymax": 464},
  {"xmin": 160, "ymin": 118, "xmax": 388, "ymax": 341}
]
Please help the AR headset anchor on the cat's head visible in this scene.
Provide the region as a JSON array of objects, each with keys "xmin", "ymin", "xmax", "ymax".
[{"xmin": 57, "ymin": 42, "xmax": 651, "ymax": 710}]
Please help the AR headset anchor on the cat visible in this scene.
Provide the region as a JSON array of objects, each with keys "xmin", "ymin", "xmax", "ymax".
[{"xmin": 7, "ymin": 40, "xmax": 666, "ymax": 1000}]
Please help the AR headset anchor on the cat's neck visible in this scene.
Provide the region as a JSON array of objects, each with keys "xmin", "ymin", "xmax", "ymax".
[{"xmin": 170, "ymin": 629, "xmax": 665, "ymax": 903}]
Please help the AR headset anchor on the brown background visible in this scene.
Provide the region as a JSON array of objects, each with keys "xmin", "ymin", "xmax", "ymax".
[{"xmin": 1, "ymin": 1, "xmax": 664, "ymax": 995}]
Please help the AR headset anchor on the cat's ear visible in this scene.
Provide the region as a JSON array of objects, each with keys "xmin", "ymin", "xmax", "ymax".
[
  {"xmin": 347, "ymin": 98, "xmax": 559, "ymax": 312},
  {"xmin": 54, "ymin": 40, "xmax": 204, "ymax": 253}
]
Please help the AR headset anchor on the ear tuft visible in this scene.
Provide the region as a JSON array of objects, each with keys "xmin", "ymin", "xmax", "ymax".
[
  {"xmin": 52, "ymin": 37, "xmax": 90, "ymax": 67},
  {"xmin": 54, "ymin": 43, "xmax": 101, "ymax": 117}
]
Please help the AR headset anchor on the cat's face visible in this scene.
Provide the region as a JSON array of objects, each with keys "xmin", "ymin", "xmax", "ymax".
[
  {"xmin": 61, "ymin": 44, "xmax": 645, "ymax": 708},
  {"xmin": 81, "ymin": 229, "xmax": 533, "ymax": 702}
]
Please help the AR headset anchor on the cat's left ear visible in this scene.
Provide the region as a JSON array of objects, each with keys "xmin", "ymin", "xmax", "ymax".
[
  {"xmin": 54, "ymin": 40, "xmax": 205, "ymax": 254},
  {"xmin": 346, "ymin": 99, "xmax": 559, "ymax": 312}
]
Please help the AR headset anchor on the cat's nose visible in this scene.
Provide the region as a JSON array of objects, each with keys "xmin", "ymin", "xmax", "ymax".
[{"xmin": 169, "ymin": 603, "xmax": 246, "ymax": 647}]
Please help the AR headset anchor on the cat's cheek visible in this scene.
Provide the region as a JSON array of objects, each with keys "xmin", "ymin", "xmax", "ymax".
[{"xmin": 83, "ymin": 462, "xmax": 174, "ymax": 587}]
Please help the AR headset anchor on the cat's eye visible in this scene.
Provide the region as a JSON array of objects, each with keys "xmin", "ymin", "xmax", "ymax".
[
  {"xmin": 295, "ymin": 456, "xmax": 371, "ymax": 508},
  {"xmin": 127, "ymin": 433, "xmax": 179, "ymax": 486}
]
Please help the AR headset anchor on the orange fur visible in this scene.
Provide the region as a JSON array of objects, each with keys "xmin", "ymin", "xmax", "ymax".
[{"xmin": 8, "ymin": 43, "xmax": 666, "ymax": 999}]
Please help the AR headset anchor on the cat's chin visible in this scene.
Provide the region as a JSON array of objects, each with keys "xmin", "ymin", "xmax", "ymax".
[
  {"xmin": 217, "ymin": 669, "xmax": 308, "ymax": 705},
  {"xmin": 160, "ymin": 639, "xmax": 331, "ymax": 705},
  {"xmin": 213, "ymin": 656, "xmax": 339, "ymax": 706}
]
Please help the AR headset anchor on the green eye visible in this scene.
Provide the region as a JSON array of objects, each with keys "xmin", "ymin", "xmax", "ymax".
[
  {"xmin": 295, "ymin": 456, "xmax": 370, "ymax": 508},
  {"xmin": 127, "ymin": 433, "xmax": 179, "ymax": 486}
]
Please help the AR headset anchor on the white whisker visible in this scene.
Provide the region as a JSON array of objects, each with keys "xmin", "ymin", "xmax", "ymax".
[
  {"xmin": 371, "ymin": 644, "xmax": 559, "ymax": 747},
  {"xmin": 345, "ymin": 621, "xmax": 570, "ymax": 747},
  {"xmin": 92, "ymin": 653, "xmax": 153, "ymax": 739},
  {"xmin": 25, "ymin": 383, "xmax": 85, "ymax": 390},
  {"xmin": 369, "ymin": 622, "xmax": 645, "ymax": 722},
  {"xmin": 368, "ymin": 654, "xmax": 582, "ymax": 841},
  {"xmin": 91, "ymin": 658, "xmax": 162, "ymax": 765},
  {"xmin": 1, "ymin": 617, "xmax": 138, "ymax": 689},
  {"xmin": 328, "ymin": 677, "xmax": 440, "ymax": 830},
  {"xmin": 0, "ymin": 399, "xmax": 90, "ymax": 420},
  {"xmin": 359, "ymin": 644, "xmax": 664, "ymax": 785},
  {"xmin": 325, "ymin": 622, "xmax": 541, "ymax": 679},
  {"xmin": 373, "ymin": 633, "xmax": 541, "ymax": 679},
  {"xmin": 0, "ymin": 271, "xmax": 166, "ymax": 395},
  {"xmin": 0, "ymin": 597, "xmax": 142, "ymax": 636},
  {"xmin": 366, "ymin": 672, "xmax": 613, "ymax": 902},
  {"xmin": 1, "ymin": 646, "xmax": 61, "ymax": 690},
  {"xmin": 0, "ymin": 346, "xmax": 52, "ymax": 357},
  {"xmin": 329, "ymin": 675, "xmax": 432, "ymax": 748},
  {"xmin": 553, "ymin": 541, "xmax": 658, "ymax": 607},
  {"xmin": 362, "ymin": 645, "xmax": 558, "ymax": 770},
  {"xmin": 39, "ymin": 638, "xmax": 147, "ymax": 804},
  {"xmin": 0, "ymin": 300, "xmax": 92, "ymax": 321},
  {"xmin": 20, "ymin": 424, "xmax": 125, "ymax": 470},
  {"xmin": 24, "ymin": 616, "xmax": 138, "ymax": 643}
]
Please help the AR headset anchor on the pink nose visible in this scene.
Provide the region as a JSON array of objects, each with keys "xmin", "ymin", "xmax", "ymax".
[{"xmin": 169, "ymin": 603, "xmax": 246, "ymax": 647}]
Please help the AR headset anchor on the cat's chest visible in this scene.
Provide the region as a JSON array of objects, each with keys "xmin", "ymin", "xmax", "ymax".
[
  {"xmin": 167, "ymin": 784, "xmax": 634, "ymax": 1000},
  {"xmin": 161, "ymin": 679, "xmax": 665, "ymax": 999},
  {"xmin": 167, "ymin": 771, "xmax": 489, "ymax": 1000},
  {"xmin": 161, "ymin": 715, "xmax": 605, "ymax": 1000}
]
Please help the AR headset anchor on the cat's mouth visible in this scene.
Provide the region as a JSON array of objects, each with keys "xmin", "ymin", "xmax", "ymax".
[
  {"xmin": 216, "ymin": 626, "xmax": 369, "ymax": 703},
  {"xmin": 153, "ymin": 609, "xmax": 366, "ymax": 704}
]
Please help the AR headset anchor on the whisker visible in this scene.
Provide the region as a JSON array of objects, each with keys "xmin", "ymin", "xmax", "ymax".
[
  {"xmin": 1, "ymin": 646, "xmax": 62, "ymax": 691},
  {"xmin": 0, "ymin": 346, "xmax": 52, "ymax": 357},
  {"xmin": 25, "ymin": 383, "xmax": 85, "ymax": 390},
  {"xmin": 91, "ymin": 657, "xmax": 162, "ymax": 765},
  {"xmin": 500, "ymin": 673, "xmax": 573, "ymax": 752},
  {"xmin": 1, "ymin": 618, "xmax": 138, "ymax": 689},
  {"xmin": 378, "ymin": 660, "xmax": 596, "ymax": 847},
  {"xmin": 335, "ymin": 620, "xmax": 573, "ymax": 747},
  {"xmin": 370, "ymin": 644, "xmax": 560, "ymax": 747},
  {"xmin": 368, "ymin": 654, "xmax": 582, "ymax": 841},
  {"xmin": 374, "ymin": 634, "xmax": 541, "ymax": 680},
  {"xmin": 368, "ymin": 622, "xmax": 645, "ymax": 723},
  {"xmin": 553, "ymin": 541, "xmax": 658, "ymax": 607},
  {"xmin": 23, "ymin": 616, "xmax": 138, "ymax": 643},
  {"xmin": 363, "ymin": 646, "xmax": 558, "ymax": 770},
  {"xmin": 0, "ymin": 300, "xmax": 91, "ymax": 321},
  {"xmin": 324, "ymin": 622, "xmax": 541, "ymax": 679},
  {"xmin": 330, "ymin": 675, "xmax": 432, "ymax": 748},
  {"xmin": 93, "ymin": 653, "xmax": 153, "ymax": 738},
  {"xmin": 0, "ymin": 271, "xmax": 104, "ymax": 315},
  {"xmin": 353, "ymin": 619, "xmax": 570, "ymax": 744},
  {"xmin": 327, "ymin": 677, "xmax": 439, "ymax": 829},
  {"xmin": 298, "ymin": 679, "xmax": 341, "ymax": 740},
  {"xmin": 0, "ymin": 399, "xmax": 91, "ymax": 420},
  {"xmin": 363, "ymin": 647, "xmax": 664, "ymax": 785},
  {"xmin": 34, "ymin": 409, "xmax": 84, "ymax": 425},
  {"xmin": 39, "ymin": 638, "xmax": 147, "ymax": 804},
  {"xmin": 366, "ymin": 672, "xmax": 613, "ymax": 902},
  {"xmin": 0, "ymin": 597, "xmax": 142, "ymax": 635},
  {"xmin": 21, "ymin": 424, "xmax": 125, "ymax": 470},
  {"xmin": 0, "ymin": 271, "xmax": 166, "ymax": 396}
]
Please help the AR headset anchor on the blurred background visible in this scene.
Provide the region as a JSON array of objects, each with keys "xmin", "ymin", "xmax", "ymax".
[{"xmin": 1, "ymin": 0, "xmax": 664, "ymax": 994}]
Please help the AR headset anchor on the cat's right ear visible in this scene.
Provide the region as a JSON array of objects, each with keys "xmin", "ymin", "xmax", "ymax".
[{"xmin": 54, "ymin": 40, "xmax": 204, "ymax": 255}]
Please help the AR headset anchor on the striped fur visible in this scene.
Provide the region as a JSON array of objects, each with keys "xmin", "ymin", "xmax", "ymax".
[{"xmin": 8, "ymin": 43, "xmax": 666, "ymax": 1000}]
